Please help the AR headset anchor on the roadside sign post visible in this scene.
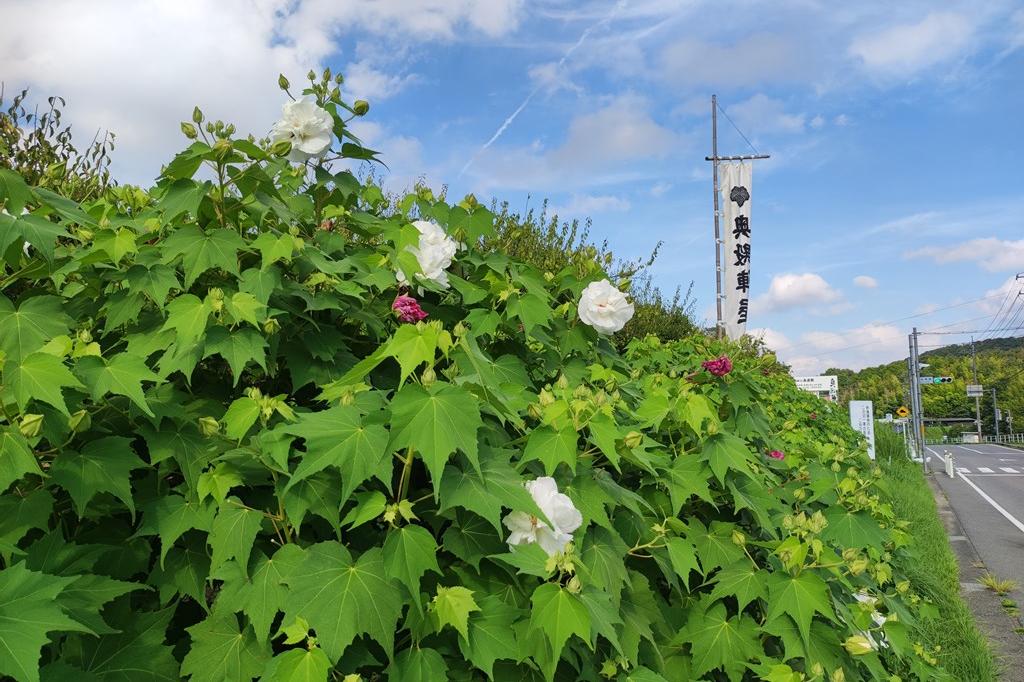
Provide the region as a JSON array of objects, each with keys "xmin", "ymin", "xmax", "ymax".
[
  {"xmin": 849, "ymin": 400, "xmax": 876, "ymax": 460},
  {"xmin": 966, "ymin": 384, "xmax": 983, "ymax": 398}
]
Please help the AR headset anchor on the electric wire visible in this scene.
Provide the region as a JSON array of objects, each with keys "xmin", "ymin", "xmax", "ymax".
[{"xmin": 716, "ymin": 102, "xmax": 760, "ymax": 156}]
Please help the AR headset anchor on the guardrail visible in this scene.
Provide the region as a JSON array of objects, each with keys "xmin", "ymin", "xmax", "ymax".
[{"xmin": 924, "ymin": 433, "xmax": 1024, "ymax": 446}]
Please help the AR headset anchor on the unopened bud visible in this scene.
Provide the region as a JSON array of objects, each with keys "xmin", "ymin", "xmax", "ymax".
[
  {"xmin": 19, "ymin": 413, "xmax": 43, "ymax": 439},
  {"xmin": 180, "ymin": 122, "xmax": 198, "ymax": 139},
  {"xmin": 340, "ymin": 390, "xmax": 355, "ymax": 407},
  {"xmin": 198, "ymin": 416, "xmax": 220, "ymax": 437},
  {"xmin": 452, "ymin": 322, "xmax": 468, "ymax": 338},
  {"xmin": 556, "ymin": 374, "xmax": 569, "ymax": 390},
  {"xmin": 225, "ymin": 123, "xmax": 236, "ymax": 136},
  {"xmin": 270, "ymin": 139, "xmax": 292, "ymax": 157},
  {"xmin": 624, "ymin": 431, "xmax": 643, "ymax": 449},
  {"xmin": 77, "ymin": 227, "xmax": 94, "ymax": 241},
  {"xmin": 566, "ymin": 575, "xmax": 581, "ymax": 594},
  {"xmin": 811, "ymin": 663, "xmax": 824, "ymax": 678},
  {"xmin": 278, "ymin": 73, "xmax": 290, "ymax": 90},
  {"xmin": 793, "ymin": 488, "xmax": 807, "ymax": 501},
  {"xmin": 307, "ymin": 69, "xmax": 316, "ymax": 81},
  {"xmin": 342, "ymin": 675, "xmax": 361, "ymax": 682},
  {"xmin": 538, "ymin": 389, "xmax": 555, "ymax": 406},
  {"xmin": 464, "ymin": 193, "xmax": 478, "ymax": 208},
  {"xmin": 528, "ymin": 403, "xmax": 543, "ymax": 420},
  {"xmin": 77, "ymin": 329, "xmax": 93, "ymax": 344},
  {"xmin": 421, "ymin": 366, "xmax": 436, "ymax": 387},
  {"xmin": 208, "ymin": 287, "xmax": 224, "ymax": 301},
  {"xmin": 830, "ymin": 668, "xmax": 846, "ymax": 682},
  {"xmin": 731, "ymin": 530, "xmax": 746, "ymax": 547},
  {"xmin": 831, "ymin": 462, "xmax": 841, "ymax": 472},
  {"xmin": 263, "ymin": 317, "xmax": 281, "ymax": 335},
  {"xmin": 843, "ymin": 635, "xmax": 874, "ymax": 656},
  {"xmin": 192, "ymin": 106, "xmax": 203, "ymax": 124},
  {"xmin": 353, "ymin": 100, "xmax": 370, "ymax": 116},
  {"xmin": 68, "ymin": 409, "xmax": 90, "ymax": 433},
  {"xmin": 849, "ymin": 558, "xmax": 869, "ymax": 576},
  {"xmin": 213, "ymin": 139, "xmax": 233, "ymax": 160}
]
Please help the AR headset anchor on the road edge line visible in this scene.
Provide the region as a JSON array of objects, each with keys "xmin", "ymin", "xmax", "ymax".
[{"xmin": 957, "ymin": 472, "xmax": 1024, "ymax": 535}]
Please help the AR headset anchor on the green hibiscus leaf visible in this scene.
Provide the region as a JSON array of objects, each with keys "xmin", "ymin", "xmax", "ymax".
[
  {"xmin": 765, "ymin": 571, "xmax": 836, "ymax": 646},
  {"xmin": 665, "ymin": 455, "xmax": 714, "ymax": 514},
  {"xmin": 214, "ymin": 544, "xmax": 304, "ymax": 643},
  {"xmin": 49, "ymin": 436, "xmax": 146, "ymax": 516},
  {"xmin": 386, "ymin": 647, "xmax": 448, "ymax": 682},
  {"xmin": 251, "ymin": 233, "xmax": 295, "ymax": 269},
  {"xmin": 76, "ymin": 352, "xmax": 160, "ymax": 417},
  {"xmin": 58, "ymin": 607, "xmax": 178, "ymax": 681},
  {"xmin": 283, "ymin": 405, "xmax": 388, "ymax": 500},
  {"xmin": 180, "ymin": 612, "xmax": 269, "ymax": 682},
  {"xmin": 14, "ymin": 214, "xmax": 67, "ymax": 262},
  {"xmin": 390, "ymin": 383, "xmax": 482, "ymax": 494},
  {"xmin": 0, "ymin": 428, "xmax": 45, "ymax": 493},
  {"xmin": 137, "ymin": 494, "xmax": 216, "ymax": 567},
  {"xmin": 664, "ymin": 536, "xmax": 701, "ymax": 581},
  {"xmin": 207, "ymin": 498, "xmax": 264, "ymax": 577},
  {"xmin": 0, "ymin": 563, "xmax": 84, "ymax": 682},
  {"xmin": 0, "ymin": 295, "xmax": 72, "ymax": 362},
  {"xmin": 529, "ymin": 582, "xmax": 591, "ymax": 662},
  {"xmin": 124, "ymin": 263, "xmax": 180, "ymax": 304},
  {"xmin": 5, "ymin": 351, "xmax": 84, "ymax": 416},
  {"xmin": 456, "ymin": 594, "xmax": 520, "ymax": 679},
  {"xmin": 383, "ymin": 525, "xmax": 442, "ymax": 597},
  {"xmin": 283, "ymin": 542, "xmax": 401, "ymax": 663},
  {"xmin": 707, "ymin": 561, "xmax": 767, "ymax": 611},
  {"xmin": 162, "ymin": 225, "xmax": 244, "ymax": 287},
  {"xmin": 260, "ymin": 647, "xmax": 331, "ymax": 682},
  {"xmin": 92, "ymin": 227, "xmax": 138, "ymax": 264},
  {"xmin": 523, "ymin": 425, "xmax": 578, "ymax": 475},
  {"xmin": 431, "ymin": 585, "xmax": 480, "ymax": 641},
  {"xmin": 682, "ymin": 602, "xmax": 760, "ymax": 681},
  {"xmin": 222, "ymin": 396, "xmax": 261, "ymax": 441},
  {"xmin": 699, "ymin": 432, "xmax": 755, "ymax": 484},
  {"xmin": 203, "ymin": 326, "xmax": 267, "ymax": 385}
]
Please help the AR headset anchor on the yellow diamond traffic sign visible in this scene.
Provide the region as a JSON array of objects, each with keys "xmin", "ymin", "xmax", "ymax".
[{"xmin": 896, "ymin": 406, "xmax": 909, "ymax": 418}]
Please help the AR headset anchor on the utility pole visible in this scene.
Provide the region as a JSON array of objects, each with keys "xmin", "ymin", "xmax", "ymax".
[
  {"xmin": 992, "ymin": 388, "xmax": 1000, "ymax": 438},
  {"xmin": 908, "ymin": 328, "xmax": 926, "ymax": 467},
  {"xmin": 971, "ymin": 336, "xmax": 982, "ymax": 439}
]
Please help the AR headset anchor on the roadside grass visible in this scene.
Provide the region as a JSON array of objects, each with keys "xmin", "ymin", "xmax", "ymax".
[{"xmin": 875, "ymin": 425, "xmax": 1001, "ymax": 681}]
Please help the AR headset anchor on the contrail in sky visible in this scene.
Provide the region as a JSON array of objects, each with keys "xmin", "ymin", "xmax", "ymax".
[{"xmin": 458, "ymin": 0, "xmax": 629, "ymax": 178}]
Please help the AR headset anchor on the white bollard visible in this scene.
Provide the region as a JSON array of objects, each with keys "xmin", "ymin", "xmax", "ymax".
[{"xmin": 944, "ymin": 450, "xmax": 954, "ymax": 479}]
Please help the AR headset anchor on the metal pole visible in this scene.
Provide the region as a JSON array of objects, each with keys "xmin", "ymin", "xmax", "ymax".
[
  {"xmin": 971, "ymin": 336, "xmax": 982, "ymax": 439},
  {"xmin": 909, "ymin": 330, "xmax": 925, "ymax": 467},
  {"xmin": 711, "ymin": 95, "xmax": 723, "ymax": 340},
  {"xmin": 992, "ymin": 388, "xmax": 1000, "ymax": 438}
]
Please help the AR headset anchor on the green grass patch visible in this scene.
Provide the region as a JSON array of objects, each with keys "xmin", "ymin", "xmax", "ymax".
[{"xmin": 877, "ymin": 426, "xmax": 1000, "ymax": 681}]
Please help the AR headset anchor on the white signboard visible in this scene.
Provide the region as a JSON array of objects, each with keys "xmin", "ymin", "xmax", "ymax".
[
  {"xmin": 720, "ymin": 161, "xmax": 752, "ymax": 340},
  {"xmin": 849, "ymin": 400, "xmax": 876, "ymax": 460},
  {"xmin": 793, "ymin": 375, "xmax": 839, "ymax": 402},
  {"xmin": 966, "ymin": 384, "xmax": 983, "ymax": 397}
]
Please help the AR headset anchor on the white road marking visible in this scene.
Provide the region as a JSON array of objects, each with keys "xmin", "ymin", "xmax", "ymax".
[
  {"xmin": 957, "ymin": 445, "xmax": 986, "ymax": 454},
  {"xmin": 977, "ymin": 467, "xmax": 994, "ymax": 473},
  {"xmin": 957, "ymin": 471, "xmax": 1024, "ymax": 535},
  {"xmin": 988, "ymin": 444, "xmax": 1024, "ymax": 453},
  {"xmin": 957, "ymin": 467, "xmax": 971, "ymax": 473},
  {"xmin": 1000, "ymin": 467, "xmax": 1019, "ymax": 473}
]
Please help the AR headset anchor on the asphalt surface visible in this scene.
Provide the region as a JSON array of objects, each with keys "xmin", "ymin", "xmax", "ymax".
[{"xmin": 925, "ymin": 443, "xmax": 1024, "ymax": 603}]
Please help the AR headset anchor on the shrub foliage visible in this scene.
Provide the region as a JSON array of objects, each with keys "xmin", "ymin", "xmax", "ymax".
[{"xmin": 0, "ymin": 72, "xmax": 947, "ymax": 681}]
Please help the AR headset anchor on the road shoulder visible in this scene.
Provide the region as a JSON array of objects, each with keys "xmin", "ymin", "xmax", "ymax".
[{"xmin": 928, "ymin": 474, "xmax": 1024, "ymax": 679}]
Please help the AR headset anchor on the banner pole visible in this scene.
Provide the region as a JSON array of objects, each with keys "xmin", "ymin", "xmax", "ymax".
[{"xmin": 711, "ymin": 95, "xmax": 723, "ymax": 340}]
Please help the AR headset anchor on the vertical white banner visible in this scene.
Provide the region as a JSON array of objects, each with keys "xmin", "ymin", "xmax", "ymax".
[
  {"xmin": 720, "ymin": 162, "xmax": 752, "ymax": 340},
  {"xmin": 849, "ymin": 400, "xmax": 877, "ymax": 460}
]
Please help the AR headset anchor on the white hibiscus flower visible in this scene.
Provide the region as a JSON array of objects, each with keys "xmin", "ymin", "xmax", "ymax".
[
  {"xmin": 502, "ymin": 477, "xmax": 583, "ymax": 556},
  {"xmin": 577, "ymin": 279, "xmax": 634, "ymax": 335}
]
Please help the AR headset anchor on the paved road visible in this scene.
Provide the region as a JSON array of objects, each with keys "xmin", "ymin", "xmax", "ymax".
[{"xmin": 925, "ymin": 443, "xmax": 1024, "ymax": 602}]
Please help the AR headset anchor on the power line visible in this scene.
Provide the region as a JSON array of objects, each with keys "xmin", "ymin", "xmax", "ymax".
[{"xmin": 920, "ymin": 325, "xmax": 1024, "ymax": 335}]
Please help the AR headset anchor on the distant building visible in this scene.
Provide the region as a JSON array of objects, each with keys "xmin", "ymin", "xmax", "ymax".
[{"xmin": 793, "ymin": 375, "xmax": 839, "ymax": 402}]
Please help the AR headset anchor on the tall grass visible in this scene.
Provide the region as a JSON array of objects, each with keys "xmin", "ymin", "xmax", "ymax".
[{"xmin": 876, "ymin": 424, "xmax": 1000, "ymax": 681}]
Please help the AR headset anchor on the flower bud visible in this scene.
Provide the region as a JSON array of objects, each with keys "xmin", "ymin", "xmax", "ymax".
[
  {"xmin": 421, "ymin": 366, "xmax": 436, "ymax": 387},
  {"xmin": 848, "ymin": 558, "xmax": 869, "ymax": 576},
  {"xmin": 307, "ymin": 69, "xmax": 317, "ymax": 81},
  {"xmin": 566, "ymin": 575, "xmax": 581, "ymax": 594},
  {"xmin": 225, "ymin": 123, "xmax": 236, "ymax": 136},
  {"xmin": 556, "ymin": 374, "xmax": 569, "ymax": 390},
  {"xmin": 830, "ymin": 668, "xmax": 846, "ymax": 682},
  {"xmin": 77, "ymin": 329, "xmax": 93, "ymax": 344},
  {"xmin": 831, "ymin": 462, "xmax": 841, "ymax": 473},
  {"xmin": 208, "ymin": 287, "xmax": 224, "ymax": 301},
  {"xmin": 180, "ymin": 122, "xmax": 198, "ymax": 139},
  {"xmin": 538, "ymin": 389, "xmax": 555, "ymax": 406},
  {"xmin": 270, "ymin": 139, "xmax": 293, "ymax": 157},
  {"xmin": 624, "ymin": 431, "xmax": 643, "ymax": 449},
  {"xmin": 353, "ymin": 100, "xmax": 370, "ymax": 116},
  {"xmin": 342, "ymin": 676, "xmax": 361, "ymax": 682},
  {"xmin": 278, "ymin": 73, "xmax": 290, "ymax": 90},
  {"xmin": 213, "ymin": 139, "xmax": 233, "ymax": 160},
  {"xmin": 527, "ymin": 403, "xmax": 543, "ymax": 420},
  {"xmin": 19, "ymin": 413, "xmax": 43, "ymax": 439},
  {"xmin": 263, "ymin": 317, "xmax": 281, "ymax": 335},
  {"xmin": 77, "ymin": 227, "xmax": 94, "ymax": 241},
  {"xmin": 793, "ymin": 488, "xmax": 807, "ymax": 501},
  {"xmin": 811, "ymin": 663, "xmax": 824, "ymax": 678},
  {"xmin": 68, "ymin": 409, "xmax": 91, "ymax": 433},
  {"xmin": 843, "ymin": 635, "xmax": 874, "ymax": 655},
  {"xmin": 192, "ymin": 106, "xmax": 204, "ymax": 124},
  {"xmin": 198, "ymin": 416, "xmax": 220, "ymax": 437},
  {"xmin": 464, "ymin": 193, "xmax": 478, "ymax": 208},
  {"xmin": 452, "ymin": 322, "xmax": 468, "ymax": 338},
  {"xmin": 731, "ymin": 530, "xmax": 746, "ymax": 547},
  {"xmin": 340, "ymin": 390, "xmax": 355, "ymax": 407}
]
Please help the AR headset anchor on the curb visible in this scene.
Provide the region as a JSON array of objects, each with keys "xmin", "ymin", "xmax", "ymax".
[{"xmin": 927, "ymin": 473, "xmax": 1024, "ymax": 680}]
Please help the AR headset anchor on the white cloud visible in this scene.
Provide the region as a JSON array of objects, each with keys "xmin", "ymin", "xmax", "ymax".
[
  {"xmin": 853, "ymin": 275, "xmax": 878, "ymax": 288},
  {"xmin": 660, "ymin": 33, "xmax": 815, "ymax": 87},
  {"xmin": 466, "ymin": 95, "xmax": 683, "ymax": 191},
  {"xmin": 834, "ymin": 114, "xmax": 851, "ymax": 127},
  {"xmin": 753, "ymin": 273, "xmax": 843, "ymax": 313},
  {"xmin": 650, "ymin": 181, "xmax": 672, "ymax": 197},
  {"xmin": 906, "ymin": 238, "xmax": 1024, "ymax": 272},
  {"xmin": 343, "ymin": 60, "xmax": 416, "ymax": 101},
  {"xmin": 748, "ymin": 327, "xmax": 791, "ymax": 353},
  {"xmin": 726, "ymin": 94, "xmax": 806, "ymax": 135},
  {"xmin": 809, "ymin": 115, "xmax": 825, "ymax": 129},
  {"xmin": 529, "ymin": 62, "xmax": 583, "ymax": 95},
  {"xmin": 776, "ymin": 322, "xmax": 906, "ymax": 373},
  {"xmin": 849, "ymin": 11, "xmax": 975, "ymax": 77},
  {"xmin": 0, "ymin": 0, "xmax": 523, "ymax": 183},
  {"xmin": 550, "ymin": 194, "xmax": 631, "ymax": 217}
]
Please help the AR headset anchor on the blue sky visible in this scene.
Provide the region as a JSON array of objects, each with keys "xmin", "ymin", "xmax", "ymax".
[{"xmin": 4, "ymin": 0, "xmax": 1024, "ymax": 373}]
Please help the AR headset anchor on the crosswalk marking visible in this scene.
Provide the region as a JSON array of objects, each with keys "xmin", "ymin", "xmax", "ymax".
[
  {"xmin": 957, "ymin": 467, "xmax": 971, "ymax": 473},
  {"xmin": 977, "ymin": 467, "xmax": 994, "ymax": 473},
  {"xmin": 1000, "ymin": 467, "xmax": 1019, "ymax": 473}
]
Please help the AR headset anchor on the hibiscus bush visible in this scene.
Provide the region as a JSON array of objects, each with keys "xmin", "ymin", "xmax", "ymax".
[{"xmin": 0, "ymin": 70, "xmax": 947, "ymax": 682}]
